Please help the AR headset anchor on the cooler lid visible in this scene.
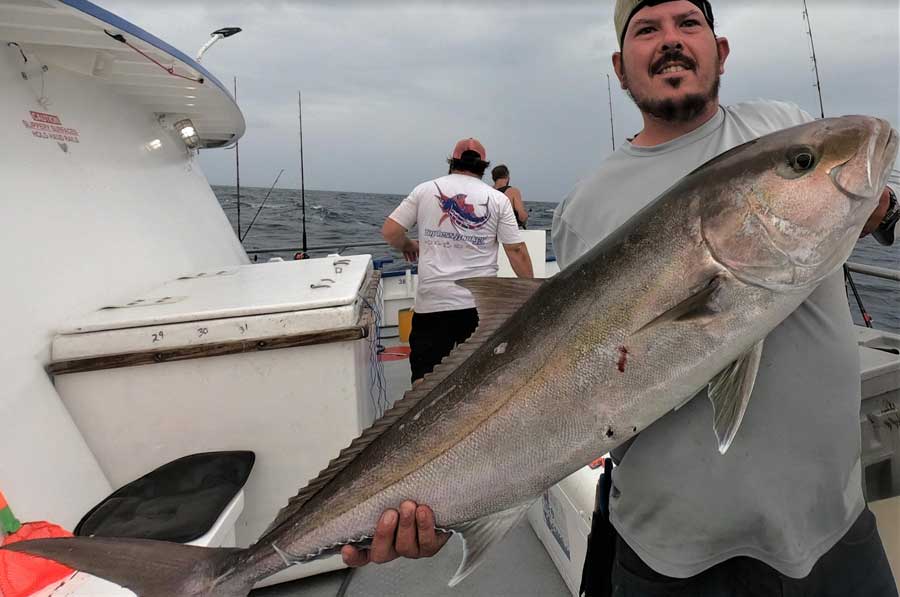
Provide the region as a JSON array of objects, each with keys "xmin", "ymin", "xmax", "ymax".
[{"xmin": 58, "ymin": 255, "xmax": 373, "ymax": 334}]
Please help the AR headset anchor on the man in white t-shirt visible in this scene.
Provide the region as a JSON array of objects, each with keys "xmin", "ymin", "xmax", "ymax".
[{"xmin": 382, "ymin": 137, "xmax": 533, "ymax": 383}]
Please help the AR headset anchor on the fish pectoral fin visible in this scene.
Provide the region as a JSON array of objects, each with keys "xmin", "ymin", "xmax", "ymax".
[
  {"xmin": 448, "ymin": 502, "xmax": 533, "ymax": 587},
  {"xmin": 707, "ymin": 340, "xmax": 764, "ymax": 454},
  {"xmin": 635, "ymin": 275, "xmax": 722, "ymax": 335}
]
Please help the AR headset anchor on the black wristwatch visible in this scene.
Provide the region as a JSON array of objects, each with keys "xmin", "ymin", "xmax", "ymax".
[{"xmin": 872, "ymin": 186, "xmax": 899, "ymax": 247}]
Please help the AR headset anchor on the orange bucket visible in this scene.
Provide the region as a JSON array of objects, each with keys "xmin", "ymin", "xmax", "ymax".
[{"xmin": 398, "ymin": 308, "xmax": 413, "ymax": 343}]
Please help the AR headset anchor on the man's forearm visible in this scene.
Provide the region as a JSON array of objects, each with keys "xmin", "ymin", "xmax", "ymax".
[
  {"xmin": 383, "ymin": 218, "xmax": 411, "ymax": 250},
  {"xmin": 505, "ymin": 244, "xmax": 534, "ymax": 278},
  {"xmin": 386, "ymin": 233, "xmax": 412, "ymax": 252}
]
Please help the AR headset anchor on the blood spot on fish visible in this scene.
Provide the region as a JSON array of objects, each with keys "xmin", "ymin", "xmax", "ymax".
[
  {"xmin": 494, "ymin": 342, "xmax": 508, "ymax": 355},
  {"xmin": 617, "ymin": 346, "xmax": 629, "ymax": 372},
  {"xmin": 606, "ymin": 427, "xmax": 615, "ymax": 438}
]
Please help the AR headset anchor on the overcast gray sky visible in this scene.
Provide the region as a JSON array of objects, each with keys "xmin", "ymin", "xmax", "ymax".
[{"xmin": 101, "ymin": 0, "xmax": 899, "ymax": 201}]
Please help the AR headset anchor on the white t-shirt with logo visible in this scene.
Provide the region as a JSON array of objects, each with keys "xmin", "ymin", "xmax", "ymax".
[{"xmin": 389, "ymin": 173, "xmax": 522, "ymax": 313}]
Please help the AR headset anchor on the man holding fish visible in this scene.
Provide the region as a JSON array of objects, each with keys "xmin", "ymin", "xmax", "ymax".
[{"xmin": 347, "ymin": 1, "xmax": 899, "ymax": 595}]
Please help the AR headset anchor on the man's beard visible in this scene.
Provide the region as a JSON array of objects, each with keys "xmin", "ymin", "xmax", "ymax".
[{"xmin": 623, "ymin": 55, "xmax": 721, "ymax": 123}]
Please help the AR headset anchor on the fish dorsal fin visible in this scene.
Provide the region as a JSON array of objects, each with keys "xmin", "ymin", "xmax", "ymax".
[
  {"xmin": 708, "ymin": 340, "xmax": 764, "ymax": 454},
  {"xmin": 398, "ymin": 277, "xmax": 544, "ymax": 403},
  {"xmin": 448, "ymin": 502, "xmax": 533, "ymax": 587},
  {"xmin": 261, "ymin": 279, "xmax": 542, "ymax": 538},
  {"xmin": 457, "ymin": 276, "xmax": 544, "ymax": 320}
]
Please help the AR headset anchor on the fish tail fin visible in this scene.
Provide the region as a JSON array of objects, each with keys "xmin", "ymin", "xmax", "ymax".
[{"xmin": 3, "ymin": 536, "xmax": 255, "ymax": 597}]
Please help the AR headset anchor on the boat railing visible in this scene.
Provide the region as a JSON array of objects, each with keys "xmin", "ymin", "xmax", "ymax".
[
  {"xmin": 245, "ymin": 241, "xmax": 390, "ymax": 256},
  {"xmin": 247, "ymin": 241, "xmax": 896, "ymax": 284},
  {"xmin": 846, "ymin": 262, "xmax": 900, "ymax": 283}
]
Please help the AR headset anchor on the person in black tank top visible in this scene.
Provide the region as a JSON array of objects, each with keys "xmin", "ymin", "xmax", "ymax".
[{"xmin": 491, "ymin": 164, "xmax": 528, "ymax": 228}]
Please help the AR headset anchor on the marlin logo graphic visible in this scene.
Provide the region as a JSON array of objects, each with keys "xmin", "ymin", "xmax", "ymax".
[{"xmin": 434, "ymin": 182, "xmax": 491, "ymax": 231}]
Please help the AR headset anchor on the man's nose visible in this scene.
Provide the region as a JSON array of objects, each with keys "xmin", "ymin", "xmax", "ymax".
[
  {"xmin": 659, "ymin": 24, "xmax": 685, "ymax": 52},
  {"xmin": 660, "ymin": 39, "xmax": 684, "ymax": 52}
]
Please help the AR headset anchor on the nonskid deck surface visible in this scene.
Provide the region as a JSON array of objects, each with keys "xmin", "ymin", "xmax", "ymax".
[{"xmin": 249, "ymin": 333, "xmax": 572, "ymax": 597}]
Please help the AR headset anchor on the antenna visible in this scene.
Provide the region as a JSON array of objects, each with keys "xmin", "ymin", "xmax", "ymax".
[
  {"xmin": 801, "ymin": 0, "xmax": 825, "ymax": 119},
  {"xmin": 607, "ymin": 74, "xmax": 616, "ymax": 151}
]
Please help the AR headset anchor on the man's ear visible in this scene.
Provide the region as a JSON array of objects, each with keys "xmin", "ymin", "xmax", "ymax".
[
  {"xmin": 715, "ymin": 36, "xmax": 730, "ymax": 75},
  {"xmin": 612, "ymin": 52, "xmax": 627, "ymax": 89}
]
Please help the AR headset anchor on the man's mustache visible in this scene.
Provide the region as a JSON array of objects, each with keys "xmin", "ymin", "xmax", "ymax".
[{"xmin": 651, "ymin": 51, "xmax": 697, "ymax": 75}]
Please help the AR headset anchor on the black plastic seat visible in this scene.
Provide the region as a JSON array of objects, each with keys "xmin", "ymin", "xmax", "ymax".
[{"xmin": 74, "ymin": 451, "xmax": 254, "ymax": 543}]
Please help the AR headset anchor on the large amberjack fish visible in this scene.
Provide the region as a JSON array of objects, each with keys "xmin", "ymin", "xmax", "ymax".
[{"xmin": 5, "ymin": 116, "xmax": 897, "ymax": 596}]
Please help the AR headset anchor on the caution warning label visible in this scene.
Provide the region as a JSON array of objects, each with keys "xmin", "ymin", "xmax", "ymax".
[{"xmin": 22, "ymin": 111, "xmax": 80, "ymax": 143}]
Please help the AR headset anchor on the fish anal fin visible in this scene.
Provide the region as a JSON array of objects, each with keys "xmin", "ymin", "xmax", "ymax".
[
  {"xmin": 708, "ymin": 340, "xmax": 764, "ymax": 454},
  {"xmin": 448, "ymin": 502, "xmax": 533, "ymax": 587}
]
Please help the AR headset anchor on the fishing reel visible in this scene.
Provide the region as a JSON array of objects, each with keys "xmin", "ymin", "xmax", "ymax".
[{"xmin": 872, "ymin": 186, "xmax": 898, "ymax": 246}]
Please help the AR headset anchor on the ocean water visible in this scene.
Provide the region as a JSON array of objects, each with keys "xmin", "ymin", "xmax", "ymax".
[{"xmin": 213, "ymin": 186, "xmax": 899, "ymax": 335}]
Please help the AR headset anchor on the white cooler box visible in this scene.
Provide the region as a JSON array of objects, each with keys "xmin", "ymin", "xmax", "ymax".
[
  {"xmin": 48, "ymin": 255, "xmax": 382, "ymax": 585},
  {"xmin": 528, "ymin": 465, "xmax": 602, "ymax": 597}
]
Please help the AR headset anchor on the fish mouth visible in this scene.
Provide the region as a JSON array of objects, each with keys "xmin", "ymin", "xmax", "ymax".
[{"xmin": 831, "ymin": 120, "xmax": 899, "ymax": 202}]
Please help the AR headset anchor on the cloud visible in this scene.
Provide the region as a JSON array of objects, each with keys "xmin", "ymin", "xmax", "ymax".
[{"xmin": 97, "ymin": 0, "xmax": 899, "ymax": 200}]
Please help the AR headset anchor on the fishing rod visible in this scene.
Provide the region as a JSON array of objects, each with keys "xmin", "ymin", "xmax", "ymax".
[
  {"xmin": 298, "ymin": 90, "xmax": 309, "ymax": 259},
  {"xmin": 802, "ymin": 0, "xmax": 825, "ymax": 120},
  {"xmin": 607, "ymin": 74, "xmax": 616, "ymax": 152},
  {"xmin": 240, "ymin": 169, "xmax": 285, "ymax": 242},
  {"xmin": 234, "ymin": 76, "xmax": 242, "ymax": 239},
  {"xmin": 803, "ymin": 0, "xmax": 873, "ymax": 327}
]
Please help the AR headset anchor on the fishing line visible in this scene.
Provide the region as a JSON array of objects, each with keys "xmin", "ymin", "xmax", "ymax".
[
  {"xmin": 335, "ymin": 567, "xmax": 357, "ymax": 597},
  {"xmin": 359, "ymin": 287, "xmax": 390, "ymax": 417},
  {"xmin": 241, "ymin": 169, "xmax": 285, "ymax": 242}
]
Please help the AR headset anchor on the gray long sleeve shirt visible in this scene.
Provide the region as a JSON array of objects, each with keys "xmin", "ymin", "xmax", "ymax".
[{"xmin": 552, "ymin": 100, "xmax": 865, "ymax": 579}]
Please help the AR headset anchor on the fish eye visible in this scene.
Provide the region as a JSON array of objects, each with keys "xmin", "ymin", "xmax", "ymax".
[{"xmin": 787, "ymin": 147, "xmax": 816, "ymax": 172}]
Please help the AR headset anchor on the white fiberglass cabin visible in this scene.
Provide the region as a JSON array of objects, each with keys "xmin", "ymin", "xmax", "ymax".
[
  {"xmin": 1, "ymin": 0, "xmax": 246, "ymax": 526},
  {"xmin": 0, "ymin": 0, "xmax": 388, "ymax": 592}
]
